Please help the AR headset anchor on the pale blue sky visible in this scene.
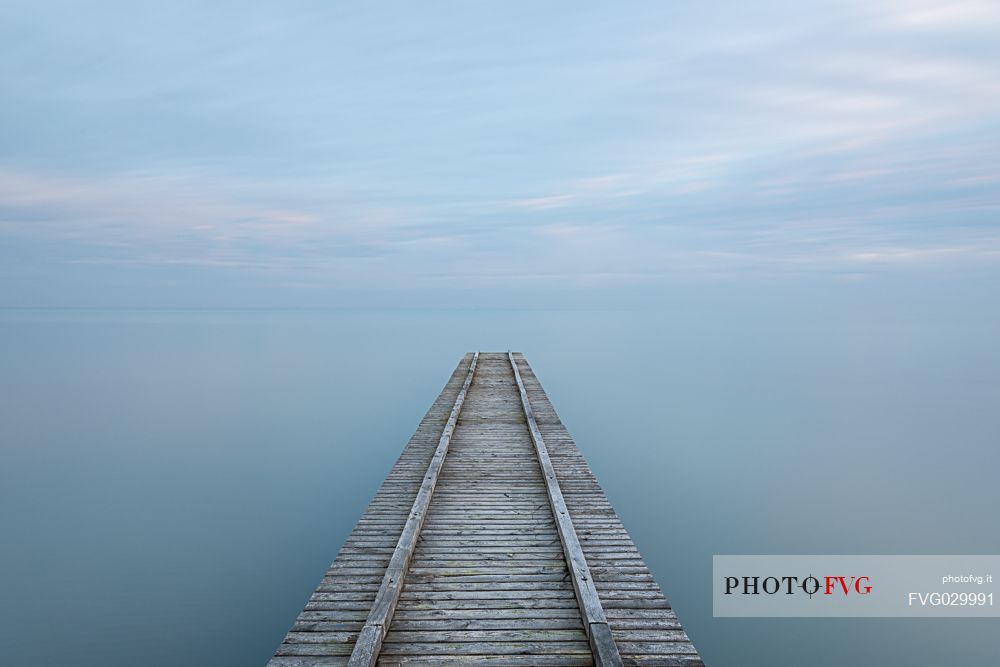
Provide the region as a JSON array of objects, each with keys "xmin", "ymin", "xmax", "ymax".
[{"xmin": 2, "ymin": 1, "xmax": 999, "ymax": 306}]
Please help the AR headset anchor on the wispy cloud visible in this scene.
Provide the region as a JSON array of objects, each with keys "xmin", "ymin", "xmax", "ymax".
[
  {"xmin": 879, "ymin": 0, "xmax": 1000, "ymax": 28},
  {"xmin": 1, "ymin": 1, "xmax": 998, "ymax": 303}
]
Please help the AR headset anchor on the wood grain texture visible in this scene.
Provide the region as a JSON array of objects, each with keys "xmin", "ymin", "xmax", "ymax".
[
  {"xmin": 508, "ymin": 352, "xmax": 622, "ymax": 667},
  {"xmin": 346, "ymin": 353, "xmax": 480, "ymax": 667},
  {"xmin": 268, "ymin": 353, "xmax": 702, "ymax": 667}
]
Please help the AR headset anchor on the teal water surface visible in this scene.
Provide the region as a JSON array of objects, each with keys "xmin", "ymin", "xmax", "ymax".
[{"xmin": 2, "ymin": 303, "xmax": 999, "ymax": 666}]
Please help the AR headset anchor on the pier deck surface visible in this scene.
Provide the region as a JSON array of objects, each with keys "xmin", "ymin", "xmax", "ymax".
[{"xmin": 268, "ymin": 353, "xmax": 702, "ymax": 667}]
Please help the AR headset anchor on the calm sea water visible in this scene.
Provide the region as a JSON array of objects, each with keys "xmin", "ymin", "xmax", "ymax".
[{"xmin": 2, "ymin": 302, "xmax": 999, "ymax": 666}]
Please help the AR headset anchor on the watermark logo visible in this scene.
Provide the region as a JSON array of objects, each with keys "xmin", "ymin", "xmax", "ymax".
[
  {"xmin": 723, "ymin": 575, "xmax": 872, "ymax": 597},
  {"xmin": 714, "ymin": 555, "xmax": 997, "ymax": 617}
]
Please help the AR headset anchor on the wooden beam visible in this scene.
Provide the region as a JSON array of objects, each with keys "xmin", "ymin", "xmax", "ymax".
[
  {"xmin": 508, "ymin": 352, "xmax": 624, "ymax": 667},
  {"xmin": 346, "ymin": 352, "xmax": 480, "ymax": 667}
]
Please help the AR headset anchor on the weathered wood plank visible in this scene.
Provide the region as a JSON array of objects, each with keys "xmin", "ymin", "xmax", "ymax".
[
  {"xmin": 508, "ymin": 352, "xmax": 624, "ymax": 667},
  {"xmin": 376, "ymin": 354, "xmax": 593, "ymax": 662},
  {"xmin": 269, "ymin": 353, "xmax": 701, "ymax": 667},
  {"xmin": 510, "ymin": 354, "xmax": 702, "ymax": 666},
  {"xmin": 346, "ymin": 353, "xmax": 481, "ymax": 667}
]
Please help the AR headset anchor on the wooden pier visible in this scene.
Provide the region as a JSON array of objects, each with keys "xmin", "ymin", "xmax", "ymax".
[{"xmin": 268, "ymin": 352, "xmax": 702, "ymax": 667}]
